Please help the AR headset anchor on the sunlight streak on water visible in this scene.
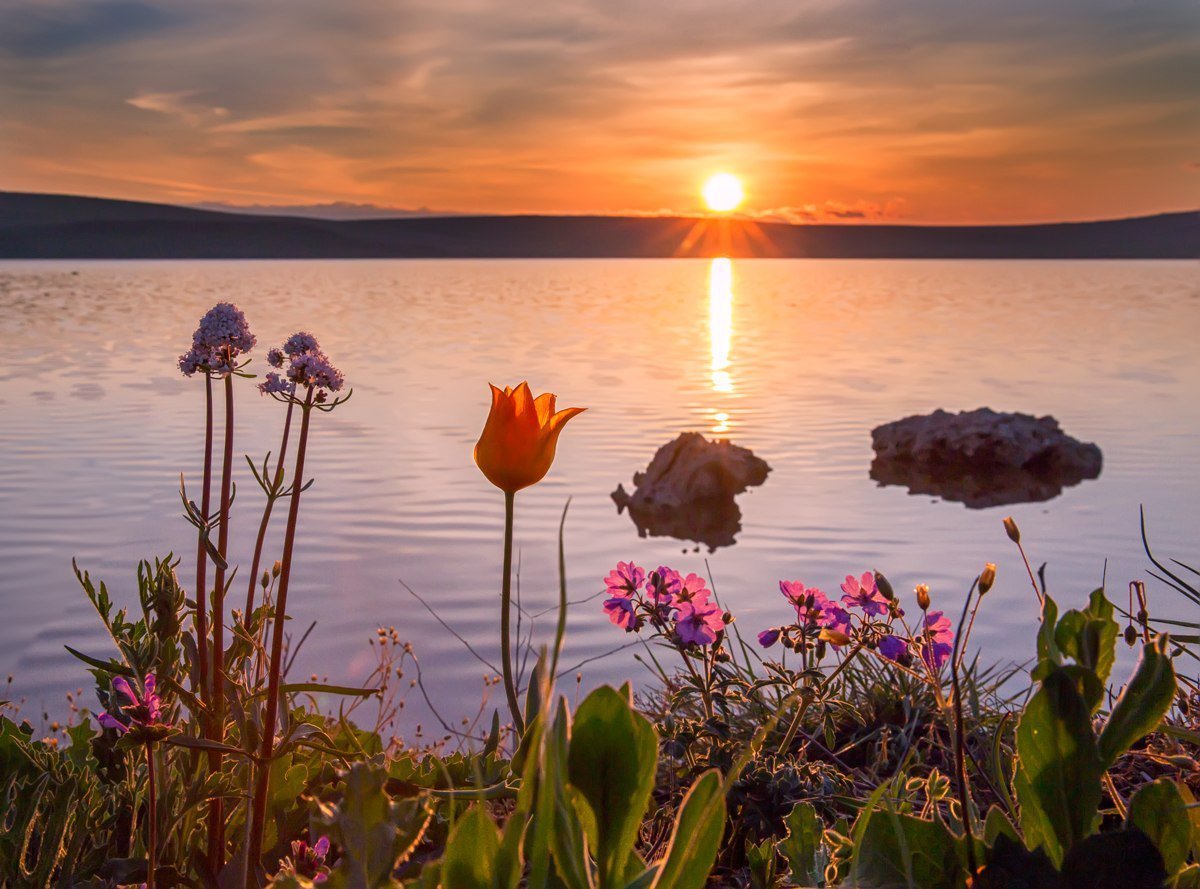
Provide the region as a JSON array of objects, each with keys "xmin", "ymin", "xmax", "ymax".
[{"xmin": 709, "ymin": 257, "xmax": 734, "ymax": 394}]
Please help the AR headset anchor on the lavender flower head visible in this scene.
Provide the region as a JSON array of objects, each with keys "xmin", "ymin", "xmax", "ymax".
[
  {"xmin": 258, "ymin": 372, "xmax": 296, "ymax": 396},
  {"xmin": 179, "ymin": 302, "xmax": 256, "ymax": 376},
  {"xmin": 263, "ymin": 331, "xmax": 346, "ymax": 396}
]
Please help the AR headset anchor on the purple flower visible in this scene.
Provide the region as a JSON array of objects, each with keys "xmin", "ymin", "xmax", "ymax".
[
  {"xmin": 757, "ymin": 628, "xmax": 781, "ymax": 648},
  {"xmin": 287, "ymin": 350, "xmax": 345, "ymax": 393},
  {"xmin": 675, "ymin": 573, "xmax": 712, "ymax": 606},
  {"xmin": 840, "ymin": 572, "xmax": 888, "ymax": 616},
  {"xmin": 286, "ymin": 835, "xmax": 331, "ymax": 883},
  {"xmin": 878, "ymin": 635, "xmax": 908, "ymax": 662},
  {"xmin": 646, "ymin": 567, "xmax": 683, "ymax": 604},
  {"xmin": 603, "ymin": 562, "xmax": 645, "ymax": 598},
  {"xmin": 780, "ymin": 581, "xmax": 835, "ymax": 625},
  {"xmin": 675, "ymin": 599, "xmax": 725, "ymax": 647},
  {"xmin": 267, "ymin": 348, "xmax": 285, "ymax": 368},
  {"xmin": 258, "ymin": 372, "xmax": 295, "ymax": 396},
  {"xmin": 918, "ymin": 610, "xmax": 954, "ymax": 670},
  {"xmin": 179, "ymin": 303, "xmax": 256, "ymax": 376},
  {"xmin": 283, "ymin": 331, "xmax": 321, "ymax": 357},
  {"xmin": 96, "ymin": 674, "xmax": 169, "ymax": 735},
  {"xmin": 604, "ymin": 596, "xmax": 642, "ymax": 632}
]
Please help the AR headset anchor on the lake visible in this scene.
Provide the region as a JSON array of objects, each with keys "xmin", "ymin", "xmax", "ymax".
[{"xmin": 2, "ymin": 259, "xmax": 1198, "ymax": 736}]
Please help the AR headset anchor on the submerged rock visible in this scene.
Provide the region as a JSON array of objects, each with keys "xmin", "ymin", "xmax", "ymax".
[
  {"xmin": 612, "ymin": 432, "xmax": 771, "ymax": 550},
  {"xmin": 870, "ymin": 408, "xmax": 1102, "ymax": 508}
]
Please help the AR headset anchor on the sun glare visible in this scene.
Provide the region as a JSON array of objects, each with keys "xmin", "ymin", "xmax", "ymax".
[{"xmin": 702, "ymin": 173, "xmax": 743, "ymax": 212}]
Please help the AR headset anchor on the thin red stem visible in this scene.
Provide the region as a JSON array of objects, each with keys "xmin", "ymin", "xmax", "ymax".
[
  {"xmin": 245, "ymin": 389, "xmax": 313, "ymax": 883},
  {"xmin": 146, "ymin": 744, "xmax": 158, "ymax": 889},
  {"xmin": 206, "ymin": 370, "xmax": 235, "ymax": 871},
  {"xmin": 194, "ymin": 376, "xmax": 214, "ymax": 700}
]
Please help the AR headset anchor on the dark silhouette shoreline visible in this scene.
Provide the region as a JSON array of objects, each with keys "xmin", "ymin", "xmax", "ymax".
[{"xmin": 2, "ymin": 191, "xmax": 1196, "ymax": 259}]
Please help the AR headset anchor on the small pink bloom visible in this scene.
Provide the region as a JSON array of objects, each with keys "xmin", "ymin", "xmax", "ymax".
[
  {"xmin": 603, "ymin": 561, "xmax": 645, "ymax": 598},
  {"xmin": 675, "ymin": 573, "xmax": 711, "ymax": 606},
  {"xmin": 675, "ymin": 600, "xmax": 724, "ymax": 647},
  {"xmin": 646, "ymin": 567, "xmax": 682, "ymax": 604},
  {"xmin": 919, "ymin": 610, "xmax": 954, "ymax": 669},
  {"xmin": 840, "ymin": 571, "xmax": 888, "ymax": 616},
  {"xmin": 604, "ymin": 596, "xmax": 642, "ymax": 632}
]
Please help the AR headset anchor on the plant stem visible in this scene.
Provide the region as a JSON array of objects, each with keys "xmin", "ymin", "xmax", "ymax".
[
  {"xmin": 244, "ymin": 400, "xmax": 295, "ymax": 623},
  {"xmin": 206, "ymin": 370, "xmax": 235, "ymax": 872},
  {"xmin": 1015, "ymin": 540, "xmax": 1044, "ymax": 606},
  {"xmin": 950, "ymin": 580, "xmax": 979, "ymax": 875},
  {"xmin": 245, "ymin": 389, "xmax": 313, "ymax": 885},
  {"xmin": 146, "ymin": 744, "xmax": 157, "ymax": 889},
  {"xmin": 500, "ymin": 490, "xmax": 524, "ymax": 737},
  {"xmin": 194, "ymin": 375, "xmax": 214, "ymax": 700},
  {"xmin": 777, "ymin": 642, "xmax": 864, "ymax": 756}
]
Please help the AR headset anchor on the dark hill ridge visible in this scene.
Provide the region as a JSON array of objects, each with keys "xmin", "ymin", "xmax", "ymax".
[{"xmin": 1, "ymin": 192, "xmax": 1196, "ymax": 259}]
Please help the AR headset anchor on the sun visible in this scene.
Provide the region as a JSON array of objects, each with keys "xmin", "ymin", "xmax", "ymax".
[{"xmin": 702, "ymin": 173, "xmax": 743, "ymax": 212}]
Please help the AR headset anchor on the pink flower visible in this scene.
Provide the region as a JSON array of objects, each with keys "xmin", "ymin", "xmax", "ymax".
[
  {"xmin": 675, "ymin": 599, "xmax": 724, "ymax": 647},
  {"xmin": 675, "ymin": 573, "xmax": 712, "ymax": 606},
  {"xmin": 646, "ymin": 567, "xmax": 682, "ymax": 604},
  {"xmin": 822, "ymin": 604, "xmax": 852, "ymax": 637},
  {"xmin": 603, "ymin": 562, "xmax": 645, "ymax": 598},
  {"xmin": 96, "ymin": 674, "xmax": 169, "ymax": 735},
  {"xmin": 603, "ymin": 596, "xmax": 642, "ymax": 632},
  {"xmin": 780, "ymin": 581, "xmax": 835, "ymax": 625},
  {"xmin": 840, "ymin": 572, "xmax": 888, "ymax": 616},
  {"xmin": 918, "ymin": 610, "xmax": 954, "ymax": 669}
]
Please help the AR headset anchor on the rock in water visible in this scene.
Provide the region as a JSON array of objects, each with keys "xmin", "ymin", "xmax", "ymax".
[
  {"xmin": 870, "ymin": 408, "xmax": 1102, "ymax": 508},
  {"xmin": 612, "ymin": 432, "xmax": 771, "ymax": 550}
]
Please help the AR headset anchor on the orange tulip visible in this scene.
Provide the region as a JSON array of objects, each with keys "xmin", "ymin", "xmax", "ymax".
[{"xmin": 474, "ymin": 382, "xmax": 584, "ymax": 493}]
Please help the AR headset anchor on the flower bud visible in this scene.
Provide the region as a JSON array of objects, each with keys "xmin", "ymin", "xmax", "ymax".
[
  {"xmin": 260, "ymin": 570, "xmax": 270, "ymax": 589},
  {"xmin": 915, "ymin": 583, "xmax": 931, "ymax": 611},
  {"xmin": 272, "ymin": 560, "xmax": 282, "ymax": 578},
  {"xmin": 978, "ymin": 563, "xmax": 997, "ymax": 595},
  {"xmin": 820, "ymin": 628, "xmax": 852, "ymax": 647},
  {"xmin": 1124, "ymin": 625, "xmax": 1138, "ymax": 647},
  {"xmin": 874, "ymin": 570, "xmax": 895, "ymax": 601},
  {"xmin": 1003, "ymin": 516, "xmax": 1020, "ymax": 544}
]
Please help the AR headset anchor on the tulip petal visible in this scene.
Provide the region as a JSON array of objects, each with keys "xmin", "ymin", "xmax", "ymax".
[
  {"xmin": 534, "ymin": 392, "xmax": 556, "ymax": 427},
  {"xmin": 548, "ymin": 406, "xmax": 585, "ymax": 434}
]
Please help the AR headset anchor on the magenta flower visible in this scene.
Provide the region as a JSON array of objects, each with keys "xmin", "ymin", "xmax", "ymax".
[
  {"xmin": 285, "ymin": 835, "xmax": 331, "ymax": 883},
  {"xmin": 603, "ymin": 562, "xmax": 645, "ymax": 598},
  {"xmin": 840, "ymin": 572, "xmax": 888, "ymax": 616},
  {"xmin": 918, "ymin": 610, "xmax": 954, "ymax": 669},
  {"xmin": 675, "ymin": 573, "xmax": 712, "ymax": 606},
  {"xmin": 878, "ymin": 635, "xmax": 908, "ymax": 662},
  {"xmin": 675, "ymin": 599, "xmax": 725, "ymax": 647},
  {"xmin": 757, "ymin": 628, "xmax": 781, "ymax": 648},
  {"xmin": 822, "ymin": 604, "xmax": 852, "ymax": 637},
  {"xmin": 96, "ymin": 674, "xmax": 170, "ymax": 736},
  {"xmin": 780, "ymin": 581, "xmax": 836, "ymax": 625},
  {"xmin": 604, "ymin": 596, "xmax": 643, "ymax": 632},
  {"xmin": 646, "ymin": 566, "xmax": 682, "ymax": 604}
]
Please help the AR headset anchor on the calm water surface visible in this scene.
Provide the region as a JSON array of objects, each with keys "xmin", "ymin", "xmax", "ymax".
[{"xmin": 2, "ymin": 259, "xmax": 1198, "ymax": 734}]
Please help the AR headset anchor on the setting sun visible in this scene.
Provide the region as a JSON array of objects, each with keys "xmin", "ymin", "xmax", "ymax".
[{"xmin": 702, "ymin": 173, "xmax": 743, "ymax": 212}]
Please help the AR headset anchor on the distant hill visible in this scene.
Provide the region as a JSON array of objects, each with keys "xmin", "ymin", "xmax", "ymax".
[{"xmin": 1, "ymin": 192, "xmax": 1196, "ymax": 259}]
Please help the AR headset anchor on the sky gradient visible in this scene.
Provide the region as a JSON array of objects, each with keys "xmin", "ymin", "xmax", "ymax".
[{"xmin": 2, "ymin": 0, "xmax": 1197, "ymax": 223}]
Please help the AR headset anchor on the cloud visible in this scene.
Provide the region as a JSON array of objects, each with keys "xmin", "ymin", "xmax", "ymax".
[{"xmin": 1, "ymin": 0, "xmax": 1197, "ymax": 220}]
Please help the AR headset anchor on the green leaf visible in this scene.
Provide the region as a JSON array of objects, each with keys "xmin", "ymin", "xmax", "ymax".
[
  {"xmin": 1032, "ymin": 595, "xmax": 1061, "ymax": 678},
  {"xmin": 1058, "ymin": 828, "xmax": 1166, "ymax": 889},
  {"xmin": 1098, "ymin": 635, "xmax": 1176, "ymax": 767},
  {"xmin": 745, "ymin": 838, "xmax": 778, "ymax": 889},
  {"xmin": 546, "ymin": 700, "xmax": 592, "ymax": 889},
  {"xmin": 442, "ymin": 806, "xmax": 502, "ymax": 889},
  {"xmin": 650, "ymin": 770, "xmax": 725, "ymax": 889},
  {"xmin": 1175, "ymin": 783, "xmax": 1200, "ymax": 860},
  {"xmin": 1015, "ymin": 667, "xmax": 1103, "ymax": 867},
  {"xmin": 567, "ymin": 686, "xmax": 657, "ymax": 886},
  {"xmin": 981, "ymin": 806, "xmax": 1019, "ymax": 848},
  {"xmin": 779, "ymin": 802, "xmax": 822, "ymax": 887},
  {"xmin": 850, "ymin": 805, "xmax": 961, "ymax": 889},
  {"xmin": 1128, "ymin": 779, "xmax": 1191, "ymax": 876}
]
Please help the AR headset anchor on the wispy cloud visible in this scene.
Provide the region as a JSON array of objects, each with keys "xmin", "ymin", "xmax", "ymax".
[{"xmin": 2, "ymin": 0, "xmax": 1197, "ymax": 221}]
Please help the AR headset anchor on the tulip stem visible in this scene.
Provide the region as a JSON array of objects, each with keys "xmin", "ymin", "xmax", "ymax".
[{"xmin": 500, "ymin": 490, "xmax": 524, "ymax": 738}]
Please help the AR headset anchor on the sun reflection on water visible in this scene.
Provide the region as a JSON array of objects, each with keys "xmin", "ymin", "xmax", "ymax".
[{"xmin": 709, "ymin": 257, "xmax": 733, "ymax": 394}]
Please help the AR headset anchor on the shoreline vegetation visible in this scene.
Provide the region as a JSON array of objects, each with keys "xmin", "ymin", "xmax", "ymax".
[{"xmin": 2, "ymin": 303, "xmax": 1199, "ymax": 888}]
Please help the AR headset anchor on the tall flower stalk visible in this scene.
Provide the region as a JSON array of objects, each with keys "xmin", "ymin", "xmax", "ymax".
[
  {"xmin": 244, "ymin": 335, "xmax": 347, "ymax": 884},
  {"xmin": 244, "ymin": 398, "xmax": 295, "ymax": 623},
  {"xmin": 473, "ymin": 382, "xmax": 583, "ymax": 736},
  {"xmin": 179, "ymin": 302, "xmax": 256, "ymax": 873}
]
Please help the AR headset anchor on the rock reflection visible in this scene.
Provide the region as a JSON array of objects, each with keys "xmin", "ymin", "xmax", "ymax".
[{"xmin": 612, "ymin": 432, "xmax": 770, "ymax": 551}]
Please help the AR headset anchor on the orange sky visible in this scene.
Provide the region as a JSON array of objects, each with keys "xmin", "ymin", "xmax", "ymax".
[{"xmin": 2, "ymin": 0, "xmax": 1197, "ymax": 223}]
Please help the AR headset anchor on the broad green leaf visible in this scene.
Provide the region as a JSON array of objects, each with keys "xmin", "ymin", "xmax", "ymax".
[
  {"xmin": 567, "ymin": 686, "xmax": 657, "ymax": 886},
  {"xmin": 779, "ymin": 802, "xmax": 823, "ymax": 887},
  {"xmin": 981, "ymin": 805, "xmax": 1019, "ymax": 847},
  {"xmin": 1098, "ymin": 636, "xmax": 1176, "ymax": 767},
  {"xmin": 442, "ymin": 806, "xmax": 501, "ymax": 889},
  {"xmin": 745, "ymin": 838, "xmax": 777, "ymax": 889},
  {"xmin": 850, "ymin": 804, "xmax": 961, "ymax": 889},
  {"xmin": 546, "ymin": 699, "xmax": 592, "ymax": 889},
  {"xmin": 1176, "ymin": 783, "xmax": 1200, "ymax": 859},
  {"xmin": 1015, "ymin": 668, "xmax": 1103, "ymax": 867},
  {"xmin": 1128, "ymin": 779, "xmax": 1191, "ymax": 876},
  {"xmin": 1032, "ymin": 595, "xmax": 1061, "ymax": 677},
  {"xmin": 650, "ymin": 769, "xmax": 725, "ymax": 889}
]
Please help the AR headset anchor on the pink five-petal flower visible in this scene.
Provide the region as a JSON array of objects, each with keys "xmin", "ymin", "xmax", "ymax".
[
  {"xmin": 821, "ymin": 604, "xmax": 852, "ymax": 637},
  {"xmin": 919, "ymin": 610, "xmax": 954, "ymax": 669},
  {"xmin": 675, "ymin": 599, "xmax": 725, "ymax": 647},
  {"xmin": 603, "ymin": 596, "xmax": 642, "ymax": 632},
  {"xmin": 840, "ymin": 571, "xmax": 888, "ymax": 616},
  {"xmin": 603, "ymin": 562, "xmax": 645, "ymax": 598},
  {"xmin": 675, "ymin": 573, "xmax": 712, "ymax": 606},
  {"xmin": 646, "ymin": 566, "xmax": 683, "ymax": 604},
  {"xmin": 780, "ymin": 581, "xmax": 835, "ymax": 625}
]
